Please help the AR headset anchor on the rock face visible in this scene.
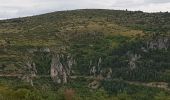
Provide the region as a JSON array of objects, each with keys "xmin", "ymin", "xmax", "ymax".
[
  {"xmin": 106, "ymin": 68, "xmax": 112, "ymax": 79},
  {"xmin": 99, "ymin": 67, "xmax": 112, "ymax": 80},
  {"xmin": 90, "ymin": 58, "xmax": 102, "ymax": 77},
  {"xmin": 127, "ymin": 36, "xmax": 169, "ymax": 70},
  {"xmin": 147, "ymin": 36, "xmax": 169, "ymax": 50},
  {"xmin": 88, "ymin": 80, "xmax": 100, "ymax": 89},
  {"xmin": 89, "ymin": 58, "xmax": 113, "ymax": 81},
  {"xmin": 50, "ymin": 55, "xmax": 63, "ymax": 84},
  {"xmin": 22, "ymin": 61, "xmax": 37, "ymax": 86},
  {"xmin": 90, "ymin": 66, "xmax": 97, "ymax": 77},
  {"xmin": 128, "ymin": 53, "xmax": 141, "ymax": 70},
  {"xmin": 50, "ymin": 54, "xmax": 74, "ymax": 84}
]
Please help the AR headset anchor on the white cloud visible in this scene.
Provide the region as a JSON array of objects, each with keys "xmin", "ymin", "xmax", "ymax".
[
  {"xmin": 145, "ymin": 0, "xmax": 170, "ymax": 3},
  {"xmin": 0, "ymin": 0, "xmax": 170, "ymax": 20}
]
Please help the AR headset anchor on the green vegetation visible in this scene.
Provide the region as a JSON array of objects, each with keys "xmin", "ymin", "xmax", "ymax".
[{"xmin": 0, "ymin": 9, "xmax": 170, "ymax": 100}]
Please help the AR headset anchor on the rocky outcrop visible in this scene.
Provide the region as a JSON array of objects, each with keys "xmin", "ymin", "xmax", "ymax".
[
  {"xmin": 146, "ymin": 36, "xmax": 169, "ymax": 50},
  {"xmin": 88, "ymin": 80, "xmax": 100, "ymax": 89},
  {"xmin": 146, "ymin": 82, "xmax": 169, "ymax": 89},
  {"xmin": 128, "ymin": 53, "xmax": 141, "ymax": 70},
  {"xmin": 90, "ymin": 66, "xmax": 97, "ymax": 77},
  {"xmin": 99, "ymin": 67, "xmax": 112, "ymax": 80},
  {"xmin": 22, "ymin": 61, "xmax": 37, "ymax": 86},
  {"xmin": 50, "ymin": 54, "xmax": 74, "ymax": 84},
  {"xmin": 90, "ymin": 58, "xmax": 102, "ymax": 77},
  {"xmin": 106, "ymin": 68, "xmax": 112, "ymax": 79},
  {"xmin": 127, "ymin": 36, "xmax": 169, "ymax": 70},
  {"xmin": 50, "ymin": 55, "xmax": 63, "ymax": 83},
  {"xmin": 89, "ymin": 57, "xmax": 114, "ymax": 81}
]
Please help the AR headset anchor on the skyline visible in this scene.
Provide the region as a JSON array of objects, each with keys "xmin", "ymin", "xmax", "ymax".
[{"xmin": 0, "ymin": 0, "xmax": 170, "ymax": 20}]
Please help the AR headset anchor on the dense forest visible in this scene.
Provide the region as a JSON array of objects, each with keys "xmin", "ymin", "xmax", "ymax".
[{"xmin": 0, "ymin": 9, "xmax": 170, "ymax": 100}]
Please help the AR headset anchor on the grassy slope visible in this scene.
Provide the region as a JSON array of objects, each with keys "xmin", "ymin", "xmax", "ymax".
[
  {"xmin": 0, "ymin": 9, "xmax": 170, "ymax": 100},
  {"xmin": 0, "ymin": 9, "xmax": 144, "ymax": 74}
]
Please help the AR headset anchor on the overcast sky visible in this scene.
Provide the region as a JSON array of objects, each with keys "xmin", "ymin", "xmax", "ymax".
[{"xmin": 0, "ymin": 0, "xmax": 170, "ymax": 20}]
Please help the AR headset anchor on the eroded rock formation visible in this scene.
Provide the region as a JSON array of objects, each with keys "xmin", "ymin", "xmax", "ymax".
[
  {"xmin": 22, "ymin": 61, "xmax": 37, "ymax": 86},
  {"xmin": 90, "ymin": 57, "xmax": 102, "ymax": 77},
  {"xmin": 146, "ymin": 36, "xmax": 169, "ymax": 50},
  {"xmin": 50, "ymin": 54, "xmax": 74, "ymax": 84},
  {"xmin": 128, "ymin": 53, "xmax": 141, "ymax": 70}
]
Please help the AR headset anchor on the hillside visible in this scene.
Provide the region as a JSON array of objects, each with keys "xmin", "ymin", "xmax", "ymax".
[{"xmin": 0, "ymin": 9, "xmax": 170, "ymax": 100}]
